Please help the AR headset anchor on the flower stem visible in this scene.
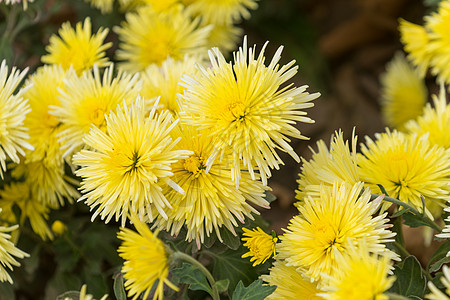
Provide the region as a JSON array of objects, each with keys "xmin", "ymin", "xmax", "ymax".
[
  {"xmin": 171, "ymin": 251, "xmax": 220, "ymax": 300},
  {"xmin": 371, "ymin": 194, "xmax": 442, "ymax": 233}
]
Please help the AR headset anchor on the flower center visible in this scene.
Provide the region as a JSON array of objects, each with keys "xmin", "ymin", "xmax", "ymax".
[
  {"xmin": 89, "ymin": 107, "xmax": 106, "ymax": 128},
  {"xmin": 220, "ymin": 101, "xmax": 246, "ymax": 122},
  {"xmin": 315, "ymin": 221, "xmax": 343, "ymax": 252},
  {"xmin": 183, "ymin": 155, "xmax": 205, "ymax": 177}
]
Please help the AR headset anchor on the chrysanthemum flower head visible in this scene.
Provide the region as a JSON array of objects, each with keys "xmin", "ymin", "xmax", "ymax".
[
  {"xmin": 52, "ymin": 64, "xmax": 142, "ymax": 159},
  {"xmin": 0, "ymin": 223, "xmax": 29, "ymax": 284},
  {"xmin": 379, "ymin": 53, "xmax": 427, "ymax": 130},
  {"xmin": 241, "ymin": 226, "xmax": 277, "ymax": 266},
  {"xmin": 406, "ymin": 86, "xmax": 450, "ymax": 149},
  {"xmin": 118, "ymin": 214, "xmax": 178, "ymax": 300},
  {"xmin": 358, "ymin": 129, "xmax": 450, "ymax": 218},
  {"xmin": 118, "ymin": 0, "xmax": 179, "ymax": 12},
  {"xmin": 0, "ymin": 60, "xmax": 33, "ymax": 178},
  {"xmin": 182, "ymin": 0, "xmax": 258, "ymax": 25},
  {"xmin": 180, "ymin": 36, "xmax": 319, "ymax": 186},
  {"xmin": 400, "ymin": 0, "xmax": 450, "ymax": 85},
  {"xmin": 42, "ymin": 17, "xmax": 112, "ymax": 75},
  {"xmin": 262, "ymin": 260, "xmax": 323, "ymax": 300},
  {"xmin": 426, "ymin": 265, "xmax": 450, "ymax": 300},
  {"xmin": 153, "ymin": 123, "xmax": 269, "ymax": 247},
  {"xmin": 278, "ymin": 182, "xmax": 395, "ymax": 282},
  {"xmin": 84, "ymin": 0, "xmax": 114, "ymax": 14},
  {"xmin": 115, "ymin": 5, "xmax": 212, "ymax": 73},
  {"xmin": 21, "ymin": 65, "xmax": 79, "ymax": 208},
  {"xmin": 399, "ymin": 19, "xmax": 431, "ymax": 77},
  {"xmin": 206, "ymin": 23, "xmax": 243, "ymax": 54},
  {"xmin": 0, "ymin": 182, "xmax": 53, "ymax": 240},
  {"xmin": 140, "ymin": 56, "xmax": 199, "ymax": 114},
  {"xmin": 296, "ymin": 129, "xmax": 359, "ymax": 205},
  {"xmin": 319, "ymin": 240, "xmax": 395, "ymax": 300},
  {"xmin": 73, "ymin": 96, "xmax": 192, "ymax": 227}
]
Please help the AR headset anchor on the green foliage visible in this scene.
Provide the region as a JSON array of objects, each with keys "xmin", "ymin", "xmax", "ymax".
[
  {"xmin": 427, "ymin": 241, "xmax": 450, "ymax": 272},
  {"xmin": 113, "ymin": 273, "xmax": 127, "ymax": 300},
  {"xmin": 389, "ymin": 256, "xmax": 427, "ymax": 298},
  {"xmin": 231, "ymin": 279, "xmax": 276, "ymax": 300},
  {"xmin": 402, "ymin": 212, "xmax": 434, "ymax": 229},
  {"xmin": 172, "ymin": 263, "xmax": 213, "ymax": 296}
]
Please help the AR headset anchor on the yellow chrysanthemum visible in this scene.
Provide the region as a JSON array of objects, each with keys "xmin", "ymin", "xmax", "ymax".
[
  {"xmin": 358, "ymin": 129, "xmax": 450, "ymax": 218},
  {"xmin": 0, "ymin": 182, "xmax": 53, "ymax": 240},
  {"xmin": 0, "ymin": 60, "xmax": 32, "ymax": 178},
  {"xmin": 399, "ymin": 19, "xmax": 431, "ymax": 77},
  {"xmin": 400, "ymin": 0, "xmax": 450, "ymax": 85},
  {"xmin": 296, "ymin": 129, "xmax": 359, "ymax": 205},
  {"xmin": 84, "ymin": 0, "xmax": 114, "ymax": 13},
  {"xmin": 115, "ymin": 5, "xmax": 212, "ymax": 73},
  {"xmin": 406, "ymin": 86, "xmax": 450, "ymax": 148},
  {"xmin": 52, "ymin": 64, "xmax": 142, "ymax": 159},
  {"xmin": 0, "ymin": 223, "xmax": 29, "ymax": 284},
  {"xmin": 241, "ymin": 227, "xmax": 277, "ymax": 266},
  {"xmin": 140, "ymin": 56, "xmax": 199, "ymax": 114},
  {"xmin": 62, "ymin": 284, "xmax": 108, "ymax": 300},
  {"xmin": 426, "ymin": 265, "xmax": 450, "ymax": 300},
  {"xmin": 182, "ymin": 0, "xmax": 258, "ymax": 25},
  {"xmin": 262, "ymin": 260, "xmax": 323, "ymax": 300},
  {"xmin": 73, "ymin": 97, "xmax": 192, "ymax": 227},
  {"xmin": 153, "ymin": 123, "xmax": 269, "ymax": 246},
  {"xmin": 379, "ymin": 53, "xmax": 427, "ymax": 130},
  {"xmin": 206, "ymin": 23, "xmax": 243, "ymax": 53},
  {"xmin": 118, "ymin": 214, "xmax": 178, "ymax": 300},
  {"xmin": 278, "ymin": 182, "xmax": 395, "ymax": 282},
  {"xmin": 424, "ymin": 0, "xmax": 450, "ymax": 84},
  {"xmin": 319, "ymin": 241, "xmax": 395, "ymax": 300},
  {"xmin": 118, "ymin": 0, "xmax": 179, "ymax": 12},
  {"xmin": 180, "ymin": 37, "xmax": 319, "ymax": 186},
  {"xmin": 42, "ymin": 17, "xmax": 112, "ymax": 75},
  {"xmin": 21, "ymin": 65, "xmax": 79, "ymax": 208}
]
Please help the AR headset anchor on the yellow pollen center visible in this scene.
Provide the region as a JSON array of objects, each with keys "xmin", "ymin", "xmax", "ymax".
[
  {"xmin": 315, "ymin": 222, "xmax": 343, "ymax": 252},
  {"xmin": 183, "ymin": 155, "xmax": 204, "ymax": 176},
  {"xmin": 220, "ymin": 101, "xmax": 246, "ymax": 122},
  {"xmin": 89, "ymin": 107, "xmax": 106, "ymax": 128}
]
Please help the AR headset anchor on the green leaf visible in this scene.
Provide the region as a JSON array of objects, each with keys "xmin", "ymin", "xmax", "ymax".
[
  {"xmin": 430, "ymin": 256, "xmax": 450, "ymax": 273},
  {"xmin": 402, "ymin": 213, "xmax": 433, "ymax": 229},
  {"xmin": 391, "ymin": 208, "xmax": 410, "ymax": 218},
  {"xmin": 113, "ymin": 272, "xmax": 127, "ymax": 300},
  {"xmin": 232, "ymin": 279, "xmax": 276, "ymax": 300},
  {"xmin": 389, "ymin": 256, "xmax": 426, "ymax": 298},
  {"xmin": 219, "ymin": 227, "xmax": 241, "ymax": 250},
  {"xmin": 377, "ymin": 184, "xmax": 390, "ymax": 197},
  {"xmin": 214, "ymin": 279, "xmax": 229, "ymax": 293},
  {"xmin": 264, "ymin": 191, "xmax": 277, "ymax": 203},
  {"xmin": 56, "ymin": 291, "xmax": 80, "ymax": 300},
  {"xmin": 427, "ymin": 241, "xmax": 450, "ymax": 271},
  {"xmin": 171, "ymin": 263, "xmax": 212, "ymax": 295},
  {"xmin": 431, "ymin": 272, "xmax": 444, "ymax": 290},
  {"xmin": 207, "ymin": 247, "xmax": 258, "ymax": 293}
]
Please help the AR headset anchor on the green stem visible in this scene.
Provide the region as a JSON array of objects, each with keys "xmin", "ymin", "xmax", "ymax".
[
  {"xmin": 393, "ymin": 241, "xmax": 410, "ymax": 259},
  {"xmin": 171, "ymin": 251, "xmax": 220, "ymax": 300},
  {"xmin": 371, "ymin": 194, "xmax": 442, "ymax": 233}
]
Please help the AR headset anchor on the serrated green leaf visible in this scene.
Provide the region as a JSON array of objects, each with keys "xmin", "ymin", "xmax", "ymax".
[
  {"xmin": 402, "ymin": 213, "xmax": 432, "ymax": 229},
  {"xmin": 430, "ymin": 256, "xmax": 450, "ymax": 273},
  {"xmin": 113, "ymin": 272, "xmax": 127, "ymax": 300},
  {"xmin": 232, "ymin": 279, "xmax": 276, "ymax": 300},
  {"xmin": 207, "ymin": 247, "xmax": 258, "ymax": 293},
  {"xmin": 214, "ymin": 279, "xmax": 229, "ymax": 293},
  {"xmin": 389, "ymin": 256, "xmax": 426, "ymax": 298},
  {"xmin": 171, "ymin": 263, "xmax": 212, "ymax": 295},
  {"xmin": 219, "ymin": 227, "xmax": 240, "ymax": 250}
]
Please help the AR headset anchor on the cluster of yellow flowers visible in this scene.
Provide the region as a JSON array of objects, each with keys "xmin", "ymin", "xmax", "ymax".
[{"xmin": 3, "ymin": 0, "xmax": 450, "ymax": 299}]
